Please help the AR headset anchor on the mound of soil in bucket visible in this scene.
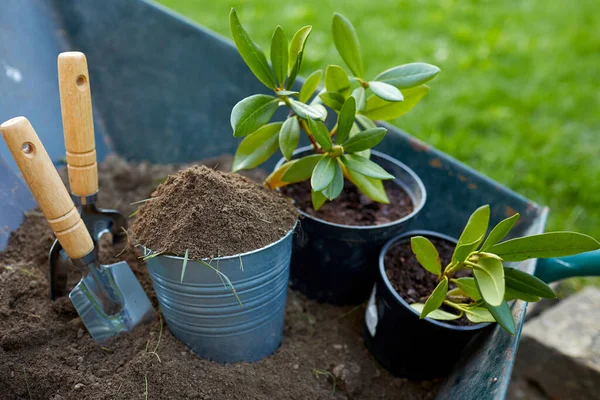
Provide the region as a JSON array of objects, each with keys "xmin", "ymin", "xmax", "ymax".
[
  {"xmin": 384, "ymin": 238, "xmax": 475, "ymax": 326},
  {"xmin": 280, "ymin": 179, "xmax": 413, "ymax": 226},
  {"xmin": 0, "ymin": 155, "xmax": 439, "ymax": 400},
  {"xmin": 132, "ymin": 165, "xmax": 298, "ymax": 259}
]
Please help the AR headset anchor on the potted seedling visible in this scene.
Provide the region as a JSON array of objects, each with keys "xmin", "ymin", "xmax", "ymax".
[
  {"xmin": 229, "ymin": 9, "xmax": 438, "ymax": 304},
  {"xmin": 365, "ymin": 204, "xmax": 600, "ymax": 379}
]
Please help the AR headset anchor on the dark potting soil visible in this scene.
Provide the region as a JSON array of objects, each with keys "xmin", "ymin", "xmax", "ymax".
[
  {"xmin": 384, "ymin": 238, "xmax": 475, "ymax": 326},
  {"xmin": 280, "ymin": 179, "xmax": 413, "ymax": 226},
  {"xmin": 132, "ymin": 165, "xmax": 299, "ymax": 259},
  {"xmin": 0, "ymin": 155, "xmax": 439, "ymax": 400}
]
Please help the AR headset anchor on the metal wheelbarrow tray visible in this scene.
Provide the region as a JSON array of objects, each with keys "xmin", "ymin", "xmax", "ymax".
[{"xmin": 0, "ymin": 1, "xmax": 590, "ymax": 398}]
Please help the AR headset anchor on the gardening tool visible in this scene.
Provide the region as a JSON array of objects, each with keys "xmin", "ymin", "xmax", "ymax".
[
  {"xmin": 49, "ymin": 52, "xmax": 127, "ymax": 299},
  {"xmin": 1, "ymin": 116, "xmax": 155, "ymax": 342}
]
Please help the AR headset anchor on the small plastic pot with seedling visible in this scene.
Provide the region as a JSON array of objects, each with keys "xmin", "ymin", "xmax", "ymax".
[
  {"xmin": 364, "ymin": 205, "xmax": 600, "ymax": 379},
  {"xmin": 229, "ymin": 9, "xmax": 437, "ymax": 304}
]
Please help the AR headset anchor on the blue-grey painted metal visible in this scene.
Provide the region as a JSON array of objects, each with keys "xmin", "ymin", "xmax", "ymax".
[
  {"xmin": 0, "ymin": 0, "xmax": 110, "ymax": 174},
  {"xmin": 0, "ymin": 154, "xmax": 36, "ymax": 249},
  {"xmin": 0, "ymin": 0, "xmax": 598, "ymax": 398},
  {"xmin": 276, "ymin": 147, "xmax": 426, "ymax": 305},
  {"xmin": 144, "ymin": 226, "xmax": 295, "ymax": 363}
]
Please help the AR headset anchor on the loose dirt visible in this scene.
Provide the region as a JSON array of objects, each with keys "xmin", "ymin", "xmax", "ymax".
[
  {"xmin": 132, "ymin": 166, "xmax": 298, "ymax": 259},
  {"xmin": 0, "ymin": 155, "xmax": 439, "ymax": 400},
  {"xmin": 280, "ymin": 179, "xmax": 413, "ymax": 226}
]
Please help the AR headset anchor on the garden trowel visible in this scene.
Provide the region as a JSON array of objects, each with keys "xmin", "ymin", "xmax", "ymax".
[
  {"xmin": 49, "ymin": 52, "xmax": 127, "ymax": 299},
  {"xmin": 1, "ymin": 117, "xmax": 155, "ymax": 343}
]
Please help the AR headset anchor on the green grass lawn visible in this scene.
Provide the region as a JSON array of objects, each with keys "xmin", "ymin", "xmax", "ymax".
[{"xmin": 158, "ymin": 0, "xmax": 600, "ymax": 292}]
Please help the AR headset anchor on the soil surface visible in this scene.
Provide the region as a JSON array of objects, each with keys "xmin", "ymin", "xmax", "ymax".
[
  {"xmin": 384, "ymin": 238, "xmax": 475, "ymax": 326},
  {"xmin": 0, "ymin": 155, "xmax": 439, "ymax": 400},
  {"xmin": 132, "ymin": 165, "xmax": 298, "ymax": 259},
  {"xmin": 280, "ymin": 179, "xmax": 413, "ymax": 226}
]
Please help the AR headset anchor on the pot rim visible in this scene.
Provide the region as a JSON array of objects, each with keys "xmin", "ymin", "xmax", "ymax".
[
  {"xmin": 379, "ymin": 230, "xmax": 491, "ymax": 331},
  {"xmin": 140, "ymin": 220, "xmax": 298, "ymax": 262},
  {"xmin": 275, "ymin": 146, "xmax": 427, "ymax": 231}
]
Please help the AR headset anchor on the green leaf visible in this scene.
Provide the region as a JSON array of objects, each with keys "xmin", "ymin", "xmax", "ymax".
[
  {"xmin": 229, "ymin": 9, "xmax": 276, "ymax": 89},
  {"xmin": 336, "ymin": 97, "xmax": 356, "ymax": 144},
  {"xmin": 231, "ymin": 94, "xmax": 279, "ymax": 138},
  {"xmin": 264, "ymin": 160, "xmax": 295, "ymax": 189},
  {"xmin": 325, "ymin": 65, "xmax": 351, "ymax": 96},
  {"xmin": 180, "ymin": 249, "xmax": 189, "ymax": 283},
  {"xmin": 504, "ymin": 287, "xmax": 541, "ymax": 302},
  {"xmin": 289, "ymin": 99, "xmax": 326, "ymax": 120},
  {"xmin": 299, "ymin": 69, "xmax": 322, "ymax": 103},
  {"xmin": 446, "ymin": 287, "xmax": 468, "ymax": 298},
  {"xmin": 270, "ymin": 26, "xmax": 288, "ymax": 87},
  {"xmin": 454, "ymin": 277, "xmax": 482, "ymax": 301},
  {"xmin": 342, "ymin": 127, "xmax": 387, "ymax": 153},
  {"xmin": 464, "ymin": 307, "xmax": 495, "ymax": 323},
  {"xmin": 321, "ymin": 160, "xmax": 344, "ymax": 200},
  {"xmin": 310, "ymin": 103, "xmax": 328, "ymax": 120},
  {"xmin": 420, "ymin": 277, "xmax": 448, "ymax": 319},
  {"xmin": 276, "ymin": 90, "xmax": 298, "ymax": 96},
  {"xmin": 232, "ymin": 122, "xmax": 282, "ymax": 171},
  {"xmin": 288, "ymin": 26, "xmax": 312, "ymax": 73},
  {"xmin": 319, "ymin": 91, "xmax": 345, "ymax": 111},
  {"xmin": 355, "ymin": 114, "xmax": 376, "ymax": 130},
  {"xmin": 332, "ymin": 13, "xmax": 364, "ymax": 78},
  {"xmin": 287, "ymin": 52, "xmax": 302, "ymax": 90},
  {"xmin": 369, "ymin": 81, "xmax": 404, "ymax": 102},
  {"xmin": 311, "ymin": 189, "xmax": 327, "ymax": 211},
  {"xmin": 481, "ymin": 213, "xmax": 520, "ymax": 251},
  {"xmin": 279, "ymin": 117, "xmax": 300, "ymax": 161},
  {"xmin": 362, "ymin": 85, "xmax": 429, "ymax": 120},
  {"xmin": 308, "ymin": 118, "xmax": 333, "ymax": 151},
  {"xmin": 352, "ymin": 86, "xmax": 366, "ymax": 111},
  {"xmin": 281, "ymin": 154, "xmax": 323, "ymax": 183},
  {"xmin": 485, "ymin": 300, "xmax": 516, "ymax": 335},
  {"xmin": 490, "ymin": 232, "xmax": 600, "ymax": 262},
  {"xmin": 348, "ymin": 123, "xmax": 371, "ymax": 159},
  {"xmin": 473, "ymin": 255, "xmax": 505, "ymax": 306},
  {"xmin": 453, "ymin": 235, "xmax": 485, "ymax": 263},
  {"xmin": 410, "ymin": 236, "xmax": 441, "ymax": 276},
  {"xmin": 311, "ymin": 156, "xmax": 337, "ymax": 192},
  {"xmin": 411, "ymin": 303, "xmax": 460, "ymax": 321},
  {"xmin": 452, "ymin": 205, "xmax": 490, "ymax": 261},
  {"xmin": 374, "ymin": 63, "xmax": 441, "ymax": 89},
  {"xmin": 504, "ymin": 267, "xmax": 556, "ymax": 299},
  {"xmin": 341, "ymin": 154, "xmax": 394, "ymax": 180},
  {"xmin": 345, "ymin": 168, "xmax": 389, "ymax": 203}
]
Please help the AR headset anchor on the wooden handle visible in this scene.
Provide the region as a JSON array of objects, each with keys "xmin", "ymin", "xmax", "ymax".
[
  {"xmin": 58, "ymin": 52, "xmax": 98, "ymax": 197},
  {"xmin": 1, "ymin": 117, "xmax": 94, "ymax": 259}
]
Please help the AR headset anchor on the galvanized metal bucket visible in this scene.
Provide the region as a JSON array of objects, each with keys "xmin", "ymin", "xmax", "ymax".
[
  {"xmin": 275, "ymin": 147, "xmax": 426, "ymax": 305},
  {"xmin": 144, "ymin": 225, "xmax": 295, "ymax": 363}
]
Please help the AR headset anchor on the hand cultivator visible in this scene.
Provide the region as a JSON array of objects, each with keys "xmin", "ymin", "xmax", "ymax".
[{"xmin": 49, "ymin": 52, "xmax": 127, "ymax": 300}]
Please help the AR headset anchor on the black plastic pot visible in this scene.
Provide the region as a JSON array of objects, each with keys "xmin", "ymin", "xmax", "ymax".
[
  {"xmin": 275, "ymin": 147, "xmax": 426, "ymax": 305},
  {"xmin": 364, "ymin": 230, "xmax": 492, "ymax": 379}
]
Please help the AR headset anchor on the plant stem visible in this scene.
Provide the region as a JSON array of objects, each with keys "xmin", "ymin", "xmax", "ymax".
[
  {"xmin": 444, "ymin": 260, "xmax": 461, "ymax": 276},
  {"xmin": 463, "ymin": 260, "xmax": 480, "ymax": 269},
  {"xmin": 444, "ymin": 300, "xmax": 467, "ymax": 312},
  {"xmin": 329, "ymin": 125, "xmax": 338, "ymax": 138},
  {"xmin": 298, "ymin": 118, "xmax": 323, "ymax": 152}
]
